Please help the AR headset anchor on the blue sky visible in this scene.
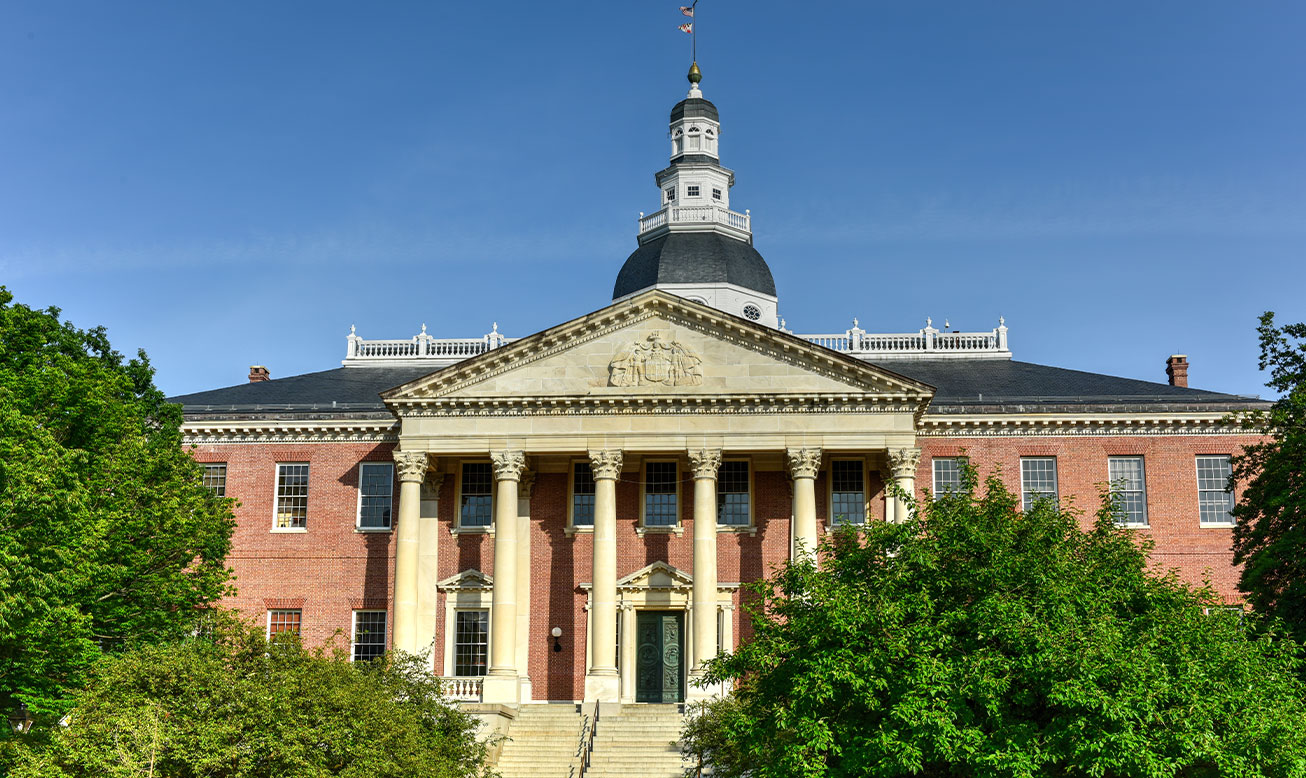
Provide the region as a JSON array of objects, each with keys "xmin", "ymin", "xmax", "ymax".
[{"xmin": 2, "ymin": 1, "xmax": 1302, "ymax": 398}]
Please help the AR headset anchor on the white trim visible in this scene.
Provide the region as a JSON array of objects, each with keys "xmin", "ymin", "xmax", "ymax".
[
  {"xmin": 454, "ymin": 460, "xmax": 495, "ymax": 531},
  {"xmin": 639, "ymin": 458, "xmax": 682, "ymax": 533},
  {"xmin": 1019, "ymin": 457, "xmax": 1059, "ymax": 511},
  {"xmin": 356, "ymin": 462, "xmax": 395, "ymax": 531},
  {"xmin": 827, "ymin": 457, "xmax": 869, "ymax": 526},
  {"xmin": 273, "ymin": 462, "xmax": 310, "ymax": 531},
  {"xmin": 350, "ymin": 610, "xmax": 387, "ymax": 662},
  {"xmin": 1107, "ymin": 455, "xmax": 1149, "ymax": 527}
]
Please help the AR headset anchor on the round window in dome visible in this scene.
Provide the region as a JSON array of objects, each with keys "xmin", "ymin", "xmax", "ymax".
[{"xmin": 743, "ymin": 304, "xmax": 762, "ymax": 321}]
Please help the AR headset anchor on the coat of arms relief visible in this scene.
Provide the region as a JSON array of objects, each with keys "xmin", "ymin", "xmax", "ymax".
[{"xmin": 608, "ymin": 332, "xmax": 704, "ymax": 387}]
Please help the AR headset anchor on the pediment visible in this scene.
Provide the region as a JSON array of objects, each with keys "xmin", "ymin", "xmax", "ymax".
[
  {"xmin": 616, "ymin": 561, "xmax": 693, "ymax": 590},
  {"xmin": 437, "ymin": 569, "xmax": 492, "ymax": 591},
  {"xmin": 383, "ymin": 291, "xmax": 934, "ymax": 409}
]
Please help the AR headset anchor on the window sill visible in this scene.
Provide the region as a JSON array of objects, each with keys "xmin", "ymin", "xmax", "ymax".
[
  {"xmin": 636, "ymin": 525, "xmax": 684, "ymax": 537},
  {"xmin": 450, "ymin": 526, "xmax": 495, "ymax": 536},
  {"xmin": 1199, "ymin": 522, "xmax": 1236, "ymax": 529},
  {"xmin": 564, "ymin": 526, "xmax": 594, "ymax": 537},
  {"xmin": 355, "ymin": 527, "xmax": 393, "ymax": 534},
  {"xmin": 1114, "ymin": 522, "xmax": 1150, "ymax": 530},
  {"xmin": 270, "ymin": 527, "xmax": 308, "ymax": 534},
  {"xmin": 717, "ymin": 525, "xmax": 757, "ymax": 536}
]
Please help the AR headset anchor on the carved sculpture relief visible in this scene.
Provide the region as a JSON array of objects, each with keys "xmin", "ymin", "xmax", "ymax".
[
  {"xmin": 393, "ymin": 451, "xmax": 430, "ymax": 483},
  {"xmin": 688, "ymin": 448, "xmax": 723, "ymax": 479},
  {"xmin": 786, "ymin": 447, "xmax": 823, "ymax": 480},
  {"xmin": 490, "ymin": 450, "xmax": 527, "ymax": 481},
  {"xmin": 889, "ymin": 447, "xmax": 922, "ymax": 479},
  {"xmin": 609, "ymin": 332, "xmax": 703, "ymax": 387},
  {"xmin": 588, "ymin": 449, "xmax": 624, "ymax": 480}
]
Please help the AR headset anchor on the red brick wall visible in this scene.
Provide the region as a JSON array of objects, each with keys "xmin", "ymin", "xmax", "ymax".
[{"xmin": 192, "ymin": 432, "xmax": 1259, "ymax": 697}]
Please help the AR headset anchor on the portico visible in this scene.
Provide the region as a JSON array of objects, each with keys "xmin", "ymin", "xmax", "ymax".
[{"xmin": 379, "ymin": 290, "xmax": 933, "ymax": 705}]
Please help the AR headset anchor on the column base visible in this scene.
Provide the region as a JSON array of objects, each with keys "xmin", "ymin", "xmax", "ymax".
[
  {"xmin": 686, "ymin": 671, "xmax": 723, "ymax": 704},
  {"xmin": 584, "ymin": 671, "xmax": 620, "ymax": 703},
  {"xmin": 481, "ymin": 673, "xmax": 521, "ymax": 705},
  {"xmin": 518, "ymin": 675, "xmax": 532, "ymax": 704}
]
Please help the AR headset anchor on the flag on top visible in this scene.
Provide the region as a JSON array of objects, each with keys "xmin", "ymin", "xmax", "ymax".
[
  {"xmin": 679, "ymin": 22, "xmax": 693, "ymax": 34},
  {"xmin": 680, "ymin": 6, "xmax": 694, "ymax": 16}
]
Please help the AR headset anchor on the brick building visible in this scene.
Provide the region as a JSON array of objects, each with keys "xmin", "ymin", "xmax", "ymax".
[{"xmin": 171, "ymin": 66, "xmax": 1265, "ymax": 717}]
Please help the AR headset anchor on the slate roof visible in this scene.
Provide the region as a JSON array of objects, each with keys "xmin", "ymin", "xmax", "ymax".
[
  {"xmin": 172, "ymin": 359, "xmax": 1262, "ymax": 419},
  {"xmin": 670, "ymin": 97, "xmax": 718, "ymax": 123},
  {"xmin": 613, "ymin": 232, "xmax": 777, "ymax": 299}
]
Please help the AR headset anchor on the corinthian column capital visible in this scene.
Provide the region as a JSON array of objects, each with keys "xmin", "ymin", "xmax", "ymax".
[
  {"xmin": 587, "ymin": 449, "xmax": 624, "ymax": 481},
  {"xmin": 786, "ymin": 447, "xmax": 823, "ymax": 479},
  {"xmin": 393, "ymin": 451, "xmax": 429, "ymax": 483},
  {"xmin": 688, "ymin": 448, "xmax": 722, "ymax": 479},
  {"xmin": 889, "ymin": 447, "xmax": 922, "ymax": 479},
  {"xmin": 491, "ymin": 450, "xmax": 527, "ymax": 481}
]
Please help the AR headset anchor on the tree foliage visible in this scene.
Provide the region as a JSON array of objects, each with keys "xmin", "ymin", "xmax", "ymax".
[
  {"xmin": 0, "ymin": 288, "xmax": 235, "ymax": 716},
  {"xmin": 3, "ymin": 616, "xmax": 494, "ymax": 778},
  {"xmin": 1233, "ymin": 312, "xmax": 1306, "ymax": 644},
  {"xmin": 694, "ymin": 469, "xmax": 1306, "ymax": 778}
]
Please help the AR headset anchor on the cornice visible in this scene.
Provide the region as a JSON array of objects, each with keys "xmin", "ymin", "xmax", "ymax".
[
  {"xmin": 181, "ymin": 419, "xmax": 398, "ymax": 445},
  {"xmin": 920, "ymin": 412, "xmax": 1254, "ymax": 437},
  {"xmin": 389, "ymin": 393, "xmax": 923, "ymax": 417}
]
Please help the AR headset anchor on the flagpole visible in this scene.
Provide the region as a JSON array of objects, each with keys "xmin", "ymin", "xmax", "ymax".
[{"xmin": 692, "ymin": 0, "xmax": 698, "ymax": 63}]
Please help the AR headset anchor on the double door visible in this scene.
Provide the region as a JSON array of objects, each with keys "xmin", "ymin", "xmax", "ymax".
[{"xmin": 635, "ymin": 610, "xmax": 684, "ymax": 703}]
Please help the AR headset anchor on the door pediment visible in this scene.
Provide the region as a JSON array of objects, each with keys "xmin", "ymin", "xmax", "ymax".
[{"xmin": 382, "ymin": 291, "xmax": 934, "ymax": 412}]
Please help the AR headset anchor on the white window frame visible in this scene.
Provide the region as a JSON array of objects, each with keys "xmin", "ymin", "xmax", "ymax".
[
  {"xmin": 1108, "ymin": 456, "xmax": 1148, "ymax": 526},
  {"xmin": 356, "ymin": 462, "xmax": 395, "ymax": 531},
  {"xmin": 828, "ymin": 458, "xmax": 868, "ymax": 526},
  {"xmin": 440, "ymin": 576, "xmax": 494, "ymax": 677},
  {"xmin": 716, "ymin": 458, "xmax": 754, "ymax": 530},
  {"xmin": 451, "ymin": 608, "xmax": 491, "ymax": 678},
  {"xmin": 639, "ymin": 459, "xmax": 682, "ymax": 533},
  {"xmin": 455, "ymin": 460, "xmax": 495, "ymax": 532},
  {"xmin": 567, "ymin": 459, "xmax": 596, "ymax": 534},
  {"xmin": 1020, "ymin": 457, "xmax": 1059, "ymax": 512},
  {"xmin": 665, "ymin": 187, "xmax": 676, "ymax": 202},
  {"xmin": 266, "ymin": 608, "xmax": 302, "ymax": 638},
  {"xmin": 687, "ymin": 183, "xmax": 701, "ymax": 198},
  {"xmin": 351, "ymin": 610, "xmax": 387, "ymax": 662},
  {"xmin": 1196, "ymin": 455, "xmax": 1236, "ymax": 527},
  {"xmin": 272, "ymin": 462, "xmax": 309, "ymax": 532},
  {"xmin": 711, "ymin": 187, "xmax": 722, "ymax": 201},
  {"xmin": 202, "ymin": 462, "xmax": 228, "ymax": 497},
  {"xmin": 931, "ymin": 457, "xmax": 965, "ymax": 500}
]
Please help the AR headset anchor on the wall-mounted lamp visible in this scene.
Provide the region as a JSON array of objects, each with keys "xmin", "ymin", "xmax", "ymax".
[{"xmin": 551, "ymin": 627, "xmax": 563, "ymax": 652}]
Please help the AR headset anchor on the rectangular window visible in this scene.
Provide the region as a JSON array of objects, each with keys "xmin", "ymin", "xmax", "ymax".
[
  {"xmin": 830, "ymin": 460, "xmax": 865, "ymax": 525},
  {"xmin": 202, "ymin": 463, "xmax": 227, "ymax": 497},
  {"xmin": 717, "ymin": 461, "xmax": 750, "ymax": 526},
  {"xmin": 1197, "ymin": 455, "xmax": 1235, "ymax": 525},
  {"xmin": 572, "ymin": 462, "xmax": 596, "ymax": 527},
  {"xmin": 352, "ymin": 611, "xmax": 386, "ymax": 662},
  {"xmin": 357, "ymin": 462, "xmax": 394, "ymax": 529},
  {"xmin": 665, "ymin": 187, "xmax": 676, "ymax": 202},
  {"xmin": 460, "ymin": 462, "xmax": 493, "ymax": 528},
  {"xmin": 1108, "ymin": 456, "xmax": 1148, "ymax": 526},
  {"xmin": 687, "ymin": 184, "xmax": 701, "ymax": 198},
  {"xmin": 932, "ymin": 457, "xmax": 965, "ymax": 499},
  {"xmin": 645, "ymin": 461, "xmax": 679, "ymax": 527},
  {"xmin": 711, "ymin": 188, "xmax": 722, "ymax": 201},
  {"xmin": 1020, "ymin": 457, "xmax": 1058, "ymax": 512},
  {"xmin": 453, "ymin": 610, "xmax": 490, "ymax": 676},
  {"xmin": 268, "ymin": 609, "xmax": 301, "ymax": 637},
  {"xmin": 275, "ymin": 463, "xmax": 309, "ymax": 529}
]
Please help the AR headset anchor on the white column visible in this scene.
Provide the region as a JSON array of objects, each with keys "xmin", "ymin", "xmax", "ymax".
[
  {"xmin": 585, "ymin": 449, "xmax": 623, "ymax": 703},
  {"xmin": 786, "ymin": 447, "xmax": 822, "ymax": 560},
  {"xmin": 619, "ymin": 603, "xmax": 637, "ymax": 703},
  {"xmin": 483, "ymin": 450, "xmax": 526, "ymax": 704},
  {"xmin": 689, "ymin": 448, "xmax": 721, "ymax": 695},
  {"xmin": 416, "ymin": 470, "xmax": 444, "ymax": 664},
  {"xmin": 888, "ymin": 447, "xmax": 922, "ymax": 524},
  {"xmin": 392, "ymin": 451, "xmax": 428, "ymax": 655},
  {"xmin": 515, "ymin": 469, "xmax": 534, "ymax": 701}
]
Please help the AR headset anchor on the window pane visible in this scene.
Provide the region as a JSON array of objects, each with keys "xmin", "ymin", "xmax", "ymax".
[
  {"xmin": 461, "ymin": 463, "xmax": 493, "ymax": 527},
  {"xmin": 1020, "ymin": 458, "xmax": 1058, "ymax": 512},
  {"xmin": 276, "ymin": 464, "xmax": 309, "ymax": 528},
  {"xmin": 1196, "ymin": 455, "xmax": 1234, "ymax": 525},
  {"xmin": 573, "ymin": 462, "xmax": 596, "ymax": 527},
  {"xmin": 203, "ymin": 463, "xmax": 227, "ymax": 497},
  {"xmin": 352, "ymin": 611, "xmax": 386, "ymax": 662},
  {"xmin": 717, "ymin": 461, "xmax": 750, "ymax": 526},
  {"xmin": 831, "ymin": 460, "xmax": 864, "ymax": 525},
  {"xmin": 645, "ymin": 462, "xmax": 678, "ymax": 526},
  {"xmin": 269, "ymin": 609, "xmax": 301, "ymax": 636},
  {"xmin": 932, "ymin": 458, "xmax": 964, "ymax": 499},
  {"xmin": 358, "ymin": 463, "xmax": 394, "ymax": 529},
  {"xmin": 1108, "ymin": 456, "xmax": 1147, "ymax": 525},
  {"xmin": 454, "ymin": 610, "xmax": 489, "ymax": 676}
]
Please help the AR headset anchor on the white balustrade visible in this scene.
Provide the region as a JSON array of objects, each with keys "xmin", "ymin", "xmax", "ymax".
[
  {"xmin": 440, "ymin": 676, "xmax": 484, "ymax": 702},
  {"xmin": 637, "ymin": 205, "xmax": 751, "ymax": 237}
]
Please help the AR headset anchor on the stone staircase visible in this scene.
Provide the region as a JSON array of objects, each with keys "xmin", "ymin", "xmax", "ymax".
[
  {"xmin": 584, "ymin": 704, "xmax": 688, "ymax": 778},
  {"xmin": 495, "ymin": 704, "xmax": 587, "ymax": 778}
]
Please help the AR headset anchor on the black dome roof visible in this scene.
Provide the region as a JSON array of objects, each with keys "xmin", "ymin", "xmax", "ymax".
[
  {"xmin": 613, "ymin": 232, "xmax": 776, "ymax": 299},
  {"xmin": 670, "ymin": 97, "xmax": 719, "ymax": 123}
]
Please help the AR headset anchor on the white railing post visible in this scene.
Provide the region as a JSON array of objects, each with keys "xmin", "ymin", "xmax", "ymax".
[
  {"xmin": 923, "ymin": 318, "xmax": 938, "ymax": 352},
  {"xmin": 346, "ymin": 325, "xmax": 360, "ymax": 360},
  {"xmin": 996, "ymin": 316, "xmax": 1008, "ymax": 351}
]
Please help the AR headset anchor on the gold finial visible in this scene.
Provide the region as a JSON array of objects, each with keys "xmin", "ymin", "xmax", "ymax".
[{"xmin": 688, "ymin": 61, "xmax": 702, "ymax": 85}]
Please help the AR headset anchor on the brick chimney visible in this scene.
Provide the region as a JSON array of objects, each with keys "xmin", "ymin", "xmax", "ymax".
[
  {"xmin": 1166, "ymin": 355, "xmax": 1188, "ymax": 388},
  {"xmin": 248, "ymin": 365, "xmax": 270, "ymax": 383}
]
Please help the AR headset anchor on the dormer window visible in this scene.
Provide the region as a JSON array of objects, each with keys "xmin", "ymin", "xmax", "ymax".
[{"xmin": 687, "ymin": 185, "xmax": 700, "ymax": 198}]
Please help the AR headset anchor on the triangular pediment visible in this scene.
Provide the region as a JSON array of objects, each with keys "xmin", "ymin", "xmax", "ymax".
[
  {"xmin": 616, "ymin": 561, "xmax": 693, "ymax": 590},
  {"xmin": 382, "ymin": 291, "xmax": 934, "ymax": 409},
  {"xmin": 437, "ymin": 569, "xmax": 492, "ymax": 591}
]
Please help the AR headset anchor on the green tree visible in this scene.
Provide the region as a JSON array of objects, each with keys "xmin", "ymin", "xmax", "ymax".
[
  {"xmin": 1233, "ymin": 312, "xmax": 1306, "ymax": 644},
  {"xmin": 5, "ymin": 616, "xmax": 494, "ymax": 778},
  {"xmin": 0, "ymin": 288, "xmax": 235, "ymax": 717},
  {"xmin": 694, "ymin": 470, "xmax": 1306, "ymax": 778}
]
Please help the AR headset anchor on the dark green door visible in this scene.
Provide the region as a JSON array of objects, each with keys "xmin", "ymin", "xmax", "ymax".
[{"xmin": 636, "ymin": 611, "xmax": 684, "ymax": 703}]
